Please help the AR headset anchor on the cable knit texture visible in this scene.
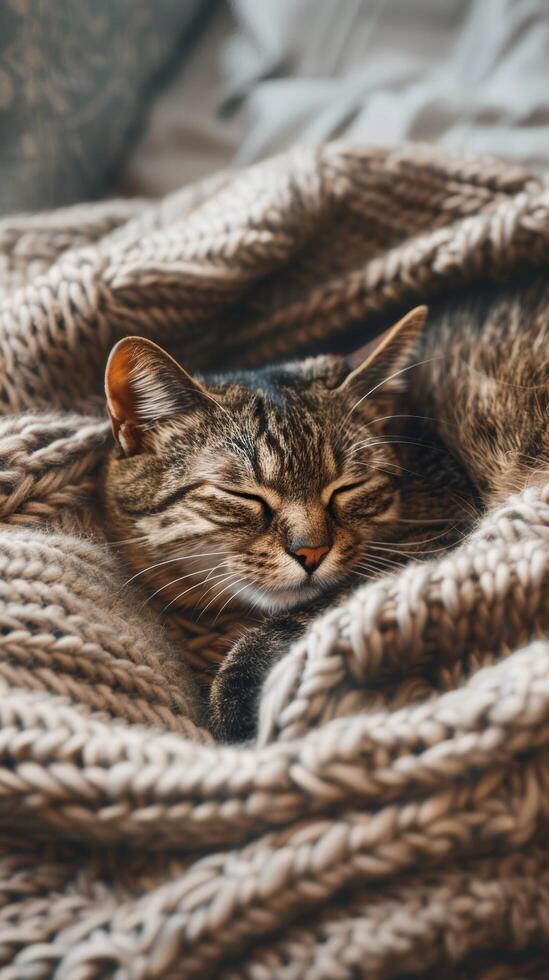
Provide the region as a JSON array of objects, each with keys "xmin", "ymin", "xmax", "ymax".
[{"xmin": 0, "ymin": 144, "xmax": 548, "ymax": 978}]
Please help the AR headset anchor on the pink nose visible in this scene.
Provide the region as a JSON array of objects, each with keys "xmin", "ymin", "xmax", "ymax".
[{"xmin": 290, "ymin": 543, "xmax": 330, "ymax": 574}]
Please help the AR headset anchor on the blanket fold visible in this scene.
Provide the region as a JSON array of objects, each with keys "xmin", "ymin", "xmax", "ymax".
[{"xmin": 0, "ymin": 143, "xmax": 547, "ymax": 978}]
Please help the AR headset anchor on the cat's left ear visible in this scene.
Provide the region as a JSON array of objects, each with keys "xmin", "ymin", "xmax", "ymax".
[{"xmin": 338, "ymin": 305, "xmax": 428, "ymax": 395}]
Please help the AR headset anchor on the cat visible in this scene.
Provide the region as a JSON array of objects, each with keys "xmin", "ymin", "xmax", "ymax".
[{"xmin": 102, "ymin": 276, "xmax": 549, "ymax": 742}]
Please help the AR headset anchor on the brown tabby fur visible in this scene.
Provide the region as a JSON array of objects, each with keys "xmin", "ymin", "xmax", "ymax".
[{"xmin": 102, "ymin": 277, "xmax": 549, "ymax": 741}]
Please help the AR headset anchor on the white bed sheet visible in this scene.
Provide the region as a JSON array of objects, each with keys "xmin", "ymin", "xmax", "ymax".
[{"xmin": 122, "ymin": 0, "xmax": 549, "ymax": 197}]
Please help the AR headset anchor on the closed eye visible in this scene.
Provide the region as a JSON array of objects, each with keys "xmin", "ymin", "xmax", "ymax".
[
  {"xmin": 328, "ymin": 479, "xmax": 370, "ymax": 503},
  {"xmin": 217, "ymin": 486, "xmax": 273, "ymax": 518}
]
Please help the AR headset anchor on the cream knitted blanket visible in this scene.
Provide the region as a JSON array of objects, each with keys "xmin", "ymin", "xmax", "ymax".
[{"xmin": 0, "ymin": 145, "xmax": 548, "ymax": 979}]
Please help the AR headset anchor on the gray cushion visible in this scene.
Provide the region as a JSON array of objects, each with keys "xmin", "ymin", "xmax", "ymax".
[{"xmin": 0, "ymin": 0, "xmax": 207, "ymax": 214}]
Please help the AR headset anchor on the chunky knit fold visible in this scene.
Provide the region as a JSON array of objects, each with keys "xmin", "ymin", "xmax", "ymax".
[{"xmin": 0, "ymin": 144, "xmax": 547, "ymax": 978}]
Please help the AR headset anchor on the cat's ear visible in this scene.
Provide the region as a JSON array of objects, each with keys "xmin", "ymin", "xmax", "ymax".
[
  {"xmin": 105, "ymin": 336, "xmax": 209, "ymax": 455},
  {"xmin": 338, "ymin": 305, "xmax": 428, "ymax": 395}
]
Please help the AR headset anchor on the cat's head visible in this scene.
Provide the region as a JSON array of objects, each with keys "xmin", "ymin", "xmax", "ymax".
[{"xmin": 103, "ymin": 307, "xmax": 427, "ymax": 613}]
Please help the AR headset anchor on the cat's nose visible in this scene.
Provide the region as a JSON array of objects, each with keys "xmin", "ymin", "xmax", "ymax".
[{"xmin": 288, "ymin": 541, "xmax": 331, "ymax": 574}]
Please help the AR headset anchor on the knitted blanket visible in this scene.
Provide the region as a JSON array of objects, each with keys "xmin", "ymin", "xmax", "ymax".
[{"xmin": 0, "ymin": 144, "xmax": 548, "ymax": 979}]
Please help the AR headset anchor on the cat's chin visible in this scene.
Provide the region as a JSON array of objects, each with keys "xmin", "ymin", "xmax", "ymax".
[{"xmin": 238, "ymin": 581, "xmax": 325, "ymax": 613}]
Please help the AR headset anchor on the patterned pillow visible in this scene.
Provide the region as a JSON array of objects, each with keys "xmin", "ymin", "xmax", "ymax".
[{"xmin": 0, "ymin": 0, "xmax": 206, "ymax": 214}]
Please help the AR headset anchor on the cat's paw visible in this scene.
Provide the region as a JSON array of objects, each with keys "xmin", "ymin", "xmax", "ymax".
[
  {"xmin": 210, "ymin": 617, "xmax": 307, "ymax": 743},
  {"xmin": 210, "ymin": 636, "xmax": 262, "ymax": 743}
]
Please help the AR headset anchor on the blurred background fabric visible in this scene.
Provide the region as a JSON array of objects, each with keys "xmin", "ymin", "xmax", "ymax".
[
  {"xmin": 0, "ymin": 0, "xmax": 211, "ymax": 214},
  {"xmin": 1, "ymin": 0, "xmax": 549, "ymax": 213},
  {"xmin": 123, "ymin": 0, "xmax": 549, "ymax": 196}
]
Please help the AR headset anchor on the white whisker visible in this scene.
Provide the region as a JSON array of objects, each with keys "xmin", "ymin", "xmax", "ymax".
[
  {"xmin": 344, "ymin": 355, "xmax": 444, "ymax": 424},
  {"xmin": 215, "ymin": 579, "xmax": 256, "ymax": 621},
  {"xmin": 144, "ymin": 559, "xmax": 231, "ymax": 604},
  {"xmin": 197, "ymin": 569, "xmax": 242, "ymax": 608},
  {"xmin": 121, "ymin": 550, "xmax": 230, "ymax": 589},
  {"xmin": 198, "ymin": 574, "xmax": 247, "ymax": 620},
  {"xmin": 162, "ymin": 567, "xmax": 236, "ymax": 614},
  {"xmin": 360, "ymin": 412, "xmax": 450, "ymax": 432}
]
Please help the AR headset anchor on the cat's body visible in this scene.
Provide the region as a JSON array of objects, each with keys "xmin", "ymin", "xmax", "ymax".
[
  {"xmin": 102, "ymin": 277, "xmax": 549, "ymax": 742},
  {"xmin": 419, "ymin": 279, "xmax": 549, "ymax": 506}
]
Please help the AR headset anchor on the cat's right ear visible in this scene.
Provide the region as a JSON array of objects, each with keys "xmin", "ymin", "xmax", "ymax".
[
  {"xmin": 105, "ymin": 336, "xmax": 209, "ymax": 455},
  {"xmin": 337, "ymin": 305, "xmax": 428, "ymax": 396}
]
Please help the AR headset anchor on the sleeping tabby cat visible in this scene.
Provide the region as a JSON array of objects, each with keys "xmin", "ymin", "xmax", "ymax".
[{"xmin": 102, "ymin": 277, "xmax": 549, "ymax": 741}]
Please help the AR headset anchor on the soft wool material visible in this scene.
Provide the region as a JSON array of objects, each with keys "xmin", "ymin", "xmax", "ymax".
[{"xmin": 0, "ymin": 144, "xmax": 548, "ymax": 978}]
